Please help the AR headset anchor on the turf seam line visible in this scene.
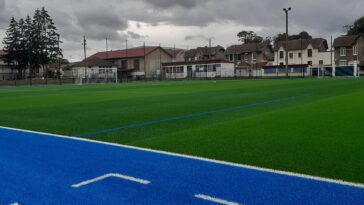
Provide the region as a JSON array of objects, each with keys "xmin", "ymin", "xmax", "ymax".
[
  {"xmin": 75, "ymin": 93, "xmax": 312, "ymax": 137},
  {"xmin": 1, "ymin": 126, "xmax": 364, "ymax": 189}
]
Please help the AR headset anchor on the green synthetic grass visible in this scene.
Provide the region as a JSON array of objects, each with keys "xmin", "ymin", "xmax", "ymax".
[{"xmin": 1, "ymin": 79, "xmax": 364, "ymax": 183}]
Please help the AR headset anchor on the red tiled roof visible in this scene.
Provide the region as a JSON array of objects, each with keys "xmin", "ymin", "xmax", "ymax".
[
  {"xmin": 74, "ymin": 56, "xmax": 117, "ymax": 67},
  {"xmin": 90, "ymin": 47, "xmax": 172, "ymax": 60},
  {"xmin": 162, "ymin": 59, "xmax": 232, "ymax": 66}
]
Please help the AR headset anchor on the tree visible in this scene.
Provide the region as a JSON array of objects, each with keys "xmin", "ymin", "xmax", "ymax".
[
  {"xmin": 274, "ymin": 31, "xmax": 313, "ymax": 42},
  {"xmin": 237, "ymin": 30, "xmax": 263, "ymax": 44},
  {"xmin": 345, "ymin": 16, "xmax": 364, "ymax": 35},
  {"xmin": 2, "ymin": 17, "xmax": 20, "ymax": 67},
  {"xmin": 1, "ymin": 7, "xmax": 62, "ymax": 79}
]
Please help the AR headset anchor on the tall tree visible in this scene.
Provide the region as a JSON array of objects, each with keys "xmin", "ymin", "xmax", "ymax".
[
  {"xmin": 345, "ymin": 16, "xmax": 364, "ymax": 35},
  {"xmin": 2, "ymin": 17, "xmax": 20, "ymax": 68},
  {"xmin": 237, "ymin": 30, "xmax": 263, "ymax": 44},
  {"xmin": 1, "ymin": 7, "xmax": 62, "ymax": 78}
]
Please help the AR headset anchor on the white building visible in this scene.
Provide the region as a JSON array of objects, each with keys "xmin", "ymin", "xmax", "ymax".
[
  {"xmin": 274, "ymin": 38, "xmax": 333, "ymax": 67},
  {"xmin": 72, "ymin": 57, "xmax": 117, "ymax": 81},
  {"xmin": 162, "ymin": 60, "xmax": 235, "ymax": 79},
  {"xmin": 0, "ymin": 50, "xmax": 15, "ymax": 80}
]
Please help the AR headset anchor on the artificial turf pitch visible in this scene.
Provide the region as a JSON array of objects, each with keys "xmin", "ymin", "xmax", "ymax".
[{"xmin": 1, "ymin": 78, "xmax": 364, "ymax": 184}]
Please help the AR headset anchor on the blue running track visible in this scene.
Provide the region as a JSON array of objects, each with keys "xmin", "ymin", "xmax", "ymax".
[{"xmin": 0, "ymin": 127, "xmax": 364, "ymax": 205}]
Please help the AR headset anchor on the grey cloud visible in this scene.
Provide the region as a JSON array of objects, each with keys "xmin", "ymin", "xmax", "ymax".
[
  {"xmin": 127, "ymin": 31, "xmax": 148, "ymax": 40},
  {"xmin": 145, "ymin": 0, "xmax": 201, "ymax": 8},
  {"xmin": 1, "ymin": 0, "xmax": 363, "ymax": 60},
  {"xmin": 185, "ymin": 35, "xmax": 214, "ymax": 42}
]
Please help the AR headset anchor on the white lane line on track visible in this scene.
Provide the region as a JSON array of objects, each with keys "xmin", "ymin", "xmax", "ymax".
[
  {"xmin": 72, "ymin": 173, "xmax": 151, "ymax": 188},
  {"xmin": 195, "ymin": 194, "xmax": 243, "ymax": 205}
]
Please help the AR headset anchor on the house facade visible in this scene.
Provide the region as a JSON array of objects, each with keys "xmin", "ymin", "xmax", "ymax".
[
  {"xmin": 89, "ymin": 46, "xmax": 173, "ymax": 78},
  {"xmin": 72, "ymin": 56, "xmax": 118, "ymax": 81},
  {"xmin": 0, "ymin": 50, "xmax": 15, "ymax": 80},
  {"xmin": 333, "ymin": 35, "xmax": 364, "ymax": 70},
  {"xmin": 274, "ymin": 38, "xmax": 332, "ymax": 67},
  {"xmin": 225, "ymin": 42, "xmax": 274, "ymax": 69},
  {"xmin": 184, "ymin": 46, "xmax": 226, "ymax": 62},
  {"xmin": 162, "ymin": 59, "xmax": 235, "ymax": 79}
]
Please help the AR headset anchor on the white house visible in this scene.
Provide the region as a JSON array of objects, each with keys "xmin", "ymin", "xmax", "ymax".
[
  {"xmin": 274, "ymin": 38, "xmax": 333, "ymax": 67},
  {"xmin": 162, "ymin": 59, "xmax": 235, "ymax": 79},
  {"xmin": 72, "ymin": 56, "xmax": 118, "ymax": 82},
  {"xmin": 0, "ymin": 50, "xmax": 15, "ymax": 80}
]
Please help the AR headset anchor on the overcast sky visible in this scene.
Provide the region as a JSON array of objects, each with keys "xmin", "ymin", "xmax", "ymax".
[{"xmin": 0, "ymin": 0, "xmax": 362, "ymax": 61}]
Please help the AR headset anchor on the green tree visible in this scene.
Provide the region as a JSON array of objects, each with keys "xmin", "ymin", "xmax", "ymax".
[
  {"xmin": 345, "ymin": 16, "xmax": 364, "ymax": 35},
  {"xmin": 274, "ymin": 31, "xmax": 313, "ymax": 42},
  {"xmin": 237, "ymin": 30, "xmax": 263, "ymax": 44},
  {"xmin": 2, "ymin": 17, "xmax": 20, "ymax": 68}
]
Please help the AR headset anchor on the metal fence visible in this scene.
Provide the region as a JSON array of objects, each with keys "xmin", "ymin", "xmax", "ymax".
[{"xmin": 0, "ymin": 67, "xmax": 362, "ymax": 87}]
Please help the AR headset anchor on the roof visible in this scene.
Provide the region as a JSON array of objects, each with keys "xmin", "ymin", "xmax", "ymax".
[
  {"xmin": 274, "ymin": 38, "xmax": 328, "ymax": 51},
  {"xmin": 333, "ymin": 35, "xmax": 362, "ymax": 48},
  {"xmin": 0, "ymin": 50, "xmax": 7, "ymax": 58},
  {"xmin": 74, "ymin": 56, "xmax": 117, "ymax": 67},
  {"xmin": 89, "ymin": 46, "xmax": 172, "ymax": 60},
  {"xmin": 164, "ymin": 48, "xmax": 184, "ymax": 58},
  {"xmin": 226, "ymin": 43, "xmax": 271, "ymax": 54},
  {"xmin": 184, "ymin": 46, "xmax": 225, "ymax": 58},
  {"xmin": 162, "ymin": 59, "xmax": 232, "ymax": 66}
]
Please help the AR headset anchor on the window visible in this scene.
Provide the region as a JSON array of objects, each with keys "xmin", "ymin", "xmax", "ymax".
[
  {"xmin": 229, "ymin": 55, "xmax": 233, "ymax": 61},
  {"xmin": 353, "ymin": 45, "xmax": 358, "ymax": 56},
  {"xmin": 308, "ymin": 49, "xmax": 313, "ymax": 58},
  {"xmin": 340, "ymin": 47, "xmax": 346, "ymax": 56},
  {"xmin": 280, "ymin": 51, "xmax": 284, "ymax": 59},
  {"xmin": 298, "ymin": 52, "xmax": 302, "ymax": 58},
  {"xmin": 339, "ymin": 60, "xmax": 347, "ymax": 66},
  {"xmin": 307, "ymin": 61, "xmax": 312, "ymax": 66},
  {"xmin": 289, "ymin": 53, "xmax": 293, "ymax": 59},
  {"xmin": 319, "ymin": 60, "xmax": 324, "ymax": 66},
  {"xmin": 121, "ymin": 60, "xmax": 128, "ymax": 69},
  {"xmin": 133, "ymin": 59, "xmax": 140, "ymax": 70},
  {"xmin": 252, "ymin": 52, "xmax": 257, "ymax": 62},
  {"xmin": 244, "ymin": 53, "xmax": 249, "ymax": 61},
  {"xmin": 280, "ymin": 63, "xmax": 284, "ymax": 66}
]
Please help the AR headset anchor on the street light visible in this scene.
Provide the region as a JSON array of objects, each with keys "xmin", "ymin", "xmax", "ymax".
[{"xmin": 283, "ymin": 7, "xmax": 291, "ymax": 78}]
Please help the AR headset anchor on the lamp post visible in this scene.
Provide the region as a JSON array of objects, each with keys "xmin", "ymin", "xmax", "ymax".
[{"xmin": 283, "ymin": 7, "xmax": 291, "ymax": 78}]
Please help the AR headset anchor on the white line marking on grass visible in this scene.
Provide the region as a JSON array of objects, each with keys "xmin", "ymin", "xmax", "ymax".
[
  {"xmin": 72, "ymin": 173, "xmax": 150, "ymax": 188},
  {"xmin": 195, "ymin": 194, "xmax": 242, "ymax": 205},
  {"xmin": 1, "ymin": 126, "xmax": 364, "ymax": 189}
]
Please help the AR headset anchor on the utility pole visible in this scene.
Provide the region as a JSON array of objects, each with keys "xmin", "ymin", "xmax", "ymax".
[
  {"xmin": 83, "ymin": 36, "xmax": 87, "ymax": 78},
  {"xmin": 106, "ymin": 36, "xmax": 109, "ymax": 59},
  {"xmin": 283, "ymin": 7, "xmax": 291, "ymax": 78}
]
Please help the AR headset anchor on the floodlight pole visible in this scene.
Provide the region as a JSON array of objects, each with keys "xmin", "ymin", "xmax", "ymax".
[
  {"xmin": 83, "ymin": 36, "xmax": 87, "ymax": 79},
  {"xmin": 283, "ymin": 7, "xmax": 291, "ymax": 78}
]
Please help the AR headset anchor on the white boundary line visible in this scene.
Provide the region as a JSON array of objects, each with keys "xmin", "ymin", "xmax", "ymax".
[
  {"xmin": 1, "ymin": 126, "xmax": 364, "ymax": 189},
  {"xmin": 72, "ymin": 173, "xmax": 151, "ymax": 188},
  {"xmin": 195, "ymin": 194, "xmax": 242, "ymax": 205}
]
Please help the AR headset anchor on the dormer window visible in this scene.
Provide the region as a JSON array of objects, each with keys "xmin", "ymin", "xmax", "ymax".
[{"xmin": 340, "ymin": 47, "xmax": 346, "ymax": 56}]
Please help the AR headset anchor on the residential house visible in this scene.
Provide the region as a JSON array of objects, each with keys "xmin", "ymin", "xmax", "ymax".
[
  {"xmin": 226, "ymin": 42, "xmax": 274, "ymax": 75},
  {"xmin": 162, "ymin": 59, "xmax": 235, "ymax": 79},
  {"xmin": 274, "ymin": 38, "xmax": 332, "ymax": 67},
  {"xmin": 184, "ymin": 46, "xmax": 225, "ymax": 62},
  {"xmin": 89, "ymin": 46, "xmax": 173, "ymax": 78},
  {"xmin": 164, "ymin": 48, "xmax": 185, "ymax": 62},
  {"xmin": 72, "ymin": 56, "xmax": 117, "ymax": 81},
  {"xmin": 0, "ymin": 50, "xmax": 14, "ymax": 80},
  {"xmin": 333, "ymin": 35, "xmax": 364, "ymax": 70}
]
